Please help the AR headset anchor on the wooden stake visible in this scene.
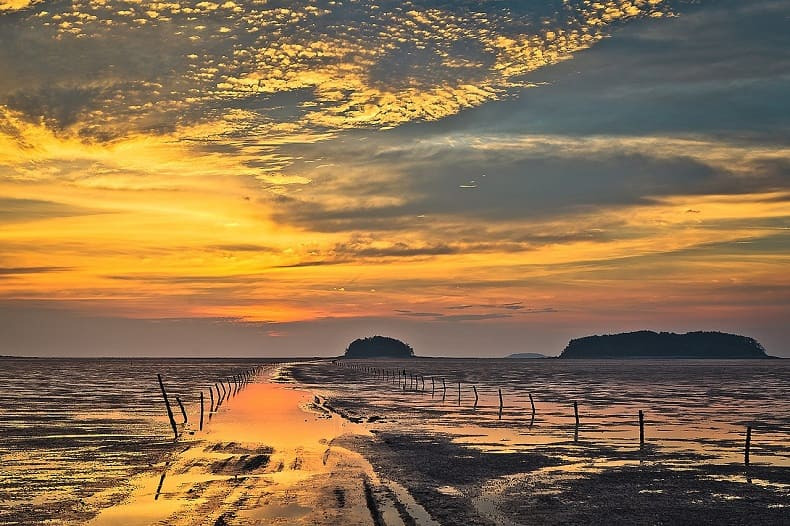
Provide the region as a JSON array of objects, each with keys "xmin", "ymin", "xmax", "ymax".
[
  {"xmin": 175, "ymin": 395, "xmax": 188, "ymax": 425},
  {"xmin": 529, "ymin": 393, "xmax": 536, "ymax": 415},
  {"xmin": 199, "ymin": 391, "xmax": 204, "ymax": 431},
  {"xmin": 639, "ymin": 410, "xmax": 644, "ymax": 448},
  {"xmin": 458, "ymin": 382, "xmax": 461, "ymax": 405},
  {"xmin": 154, "ymin": 468, "xmax": 167, "ymax": 500},
  {"xmin": 473, "ymin": 385, "xmax": 478, "ymax": 408},
  {"xmin": 209, "ymin": 385, "xmax": 215, "ymax": 412},
  {"xmin": 574, "ymin": 401, "xmax": 579, "ymax": 427},
  {"xmin": 157, "ymin": 374, "xmax": 178, "ymax": 440},
  {"xmin": 745, "ymin": 425, "xmax": 752, "ymax": 466}
]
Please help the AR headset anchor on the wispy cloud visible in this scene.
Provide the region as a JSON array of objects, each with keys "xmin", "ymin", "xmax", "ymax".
[
  {"xmin": 0, "ymin": 266, "xmax": 70, "ymax": 275},
  {"xmin": 0, "ymin": 0, "xmax": 788, "ymax": 355}
]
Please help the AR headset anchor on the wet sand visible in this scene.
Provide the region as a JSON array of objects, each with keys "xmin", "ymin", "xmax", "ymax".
[
  {"xmin": 13, "ymin": 359, "xmax": 788, "ymax": 525},
  {"xmin": 86, "ymin": 373, "xmax": 435, "ymax": 525},
  {"xmin": 292, "ymin": 360, "xmax": 790, "ymax": 525}
]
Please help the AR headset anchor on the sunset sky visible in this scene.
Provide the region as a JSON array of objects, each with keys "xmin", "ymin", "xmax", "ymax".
[{"xmin": 1, "ymin": 0, "xmax": 788, "ymax": 357}]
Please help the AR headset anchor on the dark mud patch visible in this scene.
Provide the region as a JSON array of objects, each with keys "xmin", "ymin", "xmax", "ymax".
[
  {"xmin": 363, "ymin": 475, "xmax": 385, "ymax": 526},
  {"xmin": 206, "ymin": 442, "xmax": 273, "ymax": 455},
  {"xmin": 334, "ymin": 487, "xmax": 346, "ymax": 508},
  {"xmin": 335, "ymin": 431, "xmax": 558, "ymax": 526},
  {"xmin": 213, "ymin": 511, "xmax": 235, "ymax": 526},
  {"xmin": 209, "ymin": 451, "xmax": 271, "ymax": 474},
  {"xmin": 242, "ymin": 454, "xmax": 270, "ymax": 471},
  {"xmin": 494, "ymin": 464, "xmax": 790, "ymax": 525}
]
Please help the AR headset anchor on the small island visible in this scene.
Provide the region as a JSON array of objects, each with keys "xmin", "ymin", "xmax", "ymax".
[
  {"xmin": 506, "ymin": 352, "xmax": 547, "ymax": 359},
  {"xmin": 559, "ymin": 330, "xmax": 771, "ymax": 359},
  {"xmin": 344, "ymin": 335, "xmax": 415, "ymax": 358}
]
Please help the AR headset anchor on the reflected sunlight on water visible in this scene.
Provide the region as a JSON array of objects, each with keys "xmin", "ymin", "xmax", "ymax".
[
  {"xmin": 1, "ymin": 357, "xmax": 788, "ymax": 524},
  {"xmin": 0, "ymin": 358, "xmax": 276, "ymax": 525},
  {"xmin": 290, "ymin": 359, "xmax": 790, "ymax": 467}
]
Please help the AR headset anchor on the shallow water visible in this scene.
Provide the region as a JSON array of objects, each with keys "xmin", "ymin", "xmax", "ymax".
[
  {"xmin": 87, "ymin": 381, "xmax": 378, "ymax": 526},
  {"xmin": 0, "ymin": 357, "xmax": 276, "ymax": 525},
  {"xmin": 289, "ymin": 359, "xmax": 790, "ymax": 467},
  {"xmin": 2, "ymin": 357, "xmax": 788, "ymax": 524}
]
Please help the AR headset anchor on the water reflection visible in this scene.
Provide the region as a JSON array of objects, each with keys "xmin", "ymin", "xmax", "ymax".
[
  {"xmin": 0, "ymin": 358, "xmax": 278, "ymax": 525},
  {"xmin": 290, "ymin": 359, "xmax": 790, "ymax": 468}
]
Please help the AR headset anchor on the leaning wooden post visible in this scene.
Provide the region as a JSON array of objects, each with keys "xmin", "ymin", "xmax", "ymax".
[
  {"xmin": 498, "ymin": 389, "xmax": 503, "ymax": 419},
  {"xmin": 175, "ymin": 395, "xmax": 188, "ymax": 425},
  {"xmin": 473, "ymin": 386, "xmax": 478, "ymax": 408},
  {"xmin": 431, "ymin": 377, "xmax": 435, "ymax": 397},
  {"xmin": 421, "ymin": 376, "xmax": 425, "ymax": 391},
  {"xmin": 529, "ymin": 393, "xmax": 536, "ymax": 415},
  {"xmin": 573, "ymin": 401, "xmax": 579, "ymax": 426},
  {"xmin": 639, "ymin": 410, "xmax": 644, "ymax": 448},
  {"xmin": 209, "ymin": 386, "xmax": 215, "ymax": 413},
  {"xmin": 157, "ymin": 374, "xmax": 178, "ymax": 440},
  {"xmin": 199, "ymin": 391, "xmax": 204, "ymax": 431},
  {"xmin": 745, "ymin": 425, "xmax": 752, "ymax": 466}
]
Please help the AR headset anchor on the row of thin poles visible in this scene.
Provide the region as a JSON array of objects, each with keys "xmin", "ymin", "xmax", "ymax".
[
  {"xmin": 332, "ymin": 360, "xmax": 756, "ymax": 466},
  {"xmin": 156, "ymin": 366, "xmax": 265, "ymax": 440},
  {"xmin": 332, "ymin": 360, "xmax": 533, "ymax": 419}
]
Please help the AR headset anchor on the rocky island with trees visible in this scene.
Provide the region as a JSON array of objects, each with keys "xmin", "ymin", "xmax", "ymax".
[
  {"xmin": 343, "ymin": 336, "xmax": 415, "ymax": 358},
  {"xmin": 559, "ymin": 330, "xmax": 772, "ymax": 359}
]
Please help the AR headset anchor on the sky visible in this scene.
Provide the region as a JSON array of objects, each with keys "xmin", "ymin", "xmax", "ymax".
[{"xmin": 1, "ymin": 0, "xmax": 788, "ymax": 357}]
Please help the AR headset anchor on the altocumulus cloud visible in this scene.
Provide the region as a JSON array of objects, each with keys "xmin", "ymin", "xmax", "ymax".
[{"xmin": 0, "ymin": 0, "xmax": 672, "ymax": 142}]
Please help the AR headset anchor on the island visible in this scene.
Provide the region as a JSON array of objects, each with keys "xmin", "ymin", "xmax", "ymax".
[
  {"xmin": 506, "ymin": 352, "xmax": 547, "ymax": 359},
  {"xmin": 344, "ymin": 335, "xmax": 415, "ymax": 358},
  {"xmin": 559, "ymin": 330, "xmax": 772, "ymax": 359}
]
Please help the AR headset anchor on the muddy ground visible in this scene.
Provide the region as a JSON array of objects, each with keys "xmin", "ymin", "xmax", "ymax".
[{"xmin": 308, "ymin": 362, "xmax": 790, "ymax": 525}]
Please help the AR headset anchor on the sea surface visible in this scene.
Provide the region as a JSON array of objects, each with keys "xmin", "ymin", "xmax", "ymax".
[
  {"xmin": 291, "ymin": 358, "xmax": 790, "ymax": 475},
  {"xmin": 1, "ymin": 357, "xmax": 788, "ymax": 524},
  {"xmin": 0, "ymin": 358, "xmax": 275, "ymax": 525}
]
